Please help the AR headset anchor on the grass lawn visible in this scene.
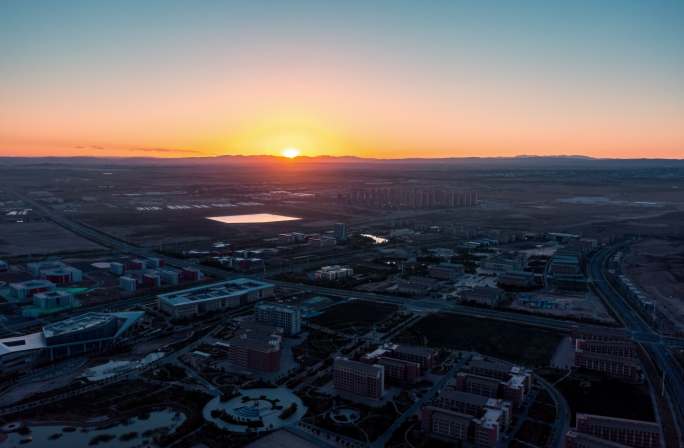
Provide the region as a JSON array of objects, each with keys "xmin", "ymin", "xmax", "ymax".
[
  {"xmin": 310, "ymin": 300, "xmax": 397, "ymax": 333},
  {"xmin": 397, "ymin": 313, "xmax": 562, "ymax": 367},
  {"xmin": 554, "ymin": 369, "xmax": 655, "ymax": 423}
]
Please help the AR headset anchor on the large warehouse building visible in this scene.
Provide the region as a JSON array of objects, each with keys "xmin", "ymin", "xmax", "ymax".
[{"xmin": 158, "ymin": 278, "xmax": 275, "ymax": 319}]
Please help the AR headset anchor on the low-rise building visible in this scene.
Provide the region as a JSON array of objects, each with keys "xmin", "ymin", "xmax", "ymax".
[
  {"xmin": 333, "ymin": 357, "xmax": 384, "ymax": 400},
  {"xmin": 497, "ymin": 270, "xmax": 537, "ymax": 289},
  {"xmin": 460, "ymin": 287, "xmax": 505, "ymax": 307},
  {"xmin": 9, "ymin": 279, "xmax": 56, "ymax": 300},
  {"xmin": 429, "ymin": 262, "xmax": 465, "ymax": 280},
  {"xmin": 32, "ymin": 290, "xmax": 75, "ymax": 309},
  {"xmin": 159, "ymin": 278, "xmax": 274, "ymax": 319},
  {"xmin": 119, "ymin": 276, "xmax": 137, "ymax": 292},
  {"xmin": 315, "ymin": 265, "xmax": 354, "ymax": 281}
]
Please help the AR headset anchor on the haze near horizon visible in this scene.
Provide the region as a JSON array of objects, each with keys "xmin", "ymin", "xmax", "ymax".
[{"xmin": 1, "ymin": 0, "xmax": 683, "ymax": 159}]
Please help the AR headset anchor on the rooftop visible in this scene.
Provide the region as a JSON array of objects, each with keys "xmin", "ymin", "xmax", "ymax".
[
  {"xmin": 10, "ymin": 279, "xmax": 55, "ymax": 289},
  {"xmin": 42, "ymin": 312, "xmax": 116, "ymax": 338},
  {"xmin": 334, "ymin": 357, "xmax": 384, "ymax": 377},
  {"xmin": 158, "ymin": 278, "xmax": 273, "ymax": 306}
]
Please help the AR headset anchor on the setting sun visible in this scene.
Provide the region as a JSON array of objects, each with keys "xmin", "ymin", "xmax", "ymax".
[{"xmin": 281, "ymin": 147, "xmax": 301, "ymax": 159}]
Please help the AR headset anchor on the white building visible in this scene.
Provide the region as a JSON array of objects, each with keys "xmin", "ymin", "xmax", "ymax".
[
  {"xmin": 315, "ymin": 265, "xmax": 354, "ymax": 281},
  {"xmin": 33, "ymin": 290, "xmax": 75, "ymax": 309},
  {"xmin": 119, "ymin": 276, "xmax": 137, "ymax": 292},
  {"xmin": 255, "ymin": 302, "xmax": 302, "ymax": 335},
  {"xmin": 159, "ymin": 278, "xmax": 275, "ymax": 319}
]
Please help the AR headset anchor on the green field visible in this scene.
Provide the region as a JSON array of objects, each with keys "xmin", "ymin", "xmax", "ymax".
[
  {"xmin": 398, "ymin": 313, "xmax": 562, "ymax": 367},
  {"xmin": 310, "ymin": 300, "xmax": 397, "ymax": 333}
]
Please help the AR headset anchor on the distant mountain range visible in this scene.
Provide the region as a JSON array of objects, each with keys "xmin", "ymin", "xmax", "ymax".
[{"xmin": 0, "ymin": 154, "xmax": 682, "ymax": 169}]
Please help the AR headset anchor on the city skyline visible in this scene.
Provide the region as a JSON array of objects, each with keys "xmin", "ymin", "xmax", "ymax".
[{"xmin": 2, "ymin": 0, "xmax": 683, "ymax": 159}]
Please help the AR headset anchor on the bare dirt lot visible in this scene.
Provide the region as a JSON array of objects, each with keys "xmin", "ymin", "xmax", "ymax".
[
  {"xmin": 0, "ymin": 222, "xmax": 103, "ymax": 256},
  {"xmin": 623, "ymin": 238, "xmax": 684, "ymax": 332}
]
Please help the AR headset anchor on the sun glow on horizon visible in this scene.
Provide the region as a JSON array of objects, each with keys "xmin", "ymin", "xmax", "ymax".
[{"xmin": 281, "ymin": 147, "xmax": 301, "ymax": 159}]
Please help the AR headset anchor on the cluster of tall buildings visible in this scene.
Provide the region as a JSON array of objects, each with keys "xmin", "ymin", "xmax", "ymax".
[
  {"xmin": 333, "ymin": 343, "xmax": 437, "ymax": 400},
  {"xmin": 421, "ymin": 390, "xmax": 512, "ymax": 448},
  {"xmin": 8, "ymin": 260, "xmax": 83, "ymax": 301},
  {"xmin": 420, "ymin": 357, "xmax": 531, "ymax": 447},
  {"xmin": 342, "ymin": 187, "xmax": 478, "ymax": 209},
  {"xmin": 112, "ymin": 257, "xmax": 202, "ymax": 293},
  {"xmin": 450, "ymin": 357, "xmax": 532, "ymax": 407}
]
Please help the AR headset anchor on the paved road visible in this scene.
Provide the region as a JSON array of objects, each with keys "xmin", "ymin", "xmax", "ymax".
[{"xmin": 589, "ymin": 243, "xmax": 684, "ymax": 442}]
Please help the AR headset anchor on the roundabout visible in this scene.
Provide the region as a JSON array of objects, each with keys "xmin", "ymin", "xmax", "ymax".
[{"xmin": 203, "ymin": 388, "xmax": 307, "ymax": 433}]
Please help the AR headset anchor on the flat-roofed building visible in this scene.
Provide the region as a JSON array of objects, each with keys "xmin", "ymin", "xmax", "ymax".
[
  {"xmin": 421, "ymin": 393, "xmax": 510, "ymax": 448},
  {"xmin": 566, "ymin": 430, "xmax": 633, "ymax": 448},
  {"xmin": 574, "ymin": 340, "xmax": 641, "ymax": 382},
  {"xmin": 458, "ymin": 357, "xmax": 532, "ymax": 406},
  {"xmin": 255, "ymin": 302, "xmax": 301, "ymax": 335},
  {"xmin": 314, "ymin": 265, "xmax": 354, "ymax": 281},
  {"xmin": 333, "ymin": 357, "xmax": 384, "ymax": 400},
  {"xmin": 460, "ymin": 287, "xmax": 505, "ymax": 306},
  {"xmin": 391, "ymin": 344, "xmax": 437, "ymax": 370},
  {"xmin": 9, "ymin": 279, "xmax": 56, "ymax": 300},
  {"xmin": 219, "ymin": 322, "xmax": 282, "ymax": 372},
  {"xmin": 498, "ymin": 270, "xmax": 537, "ymax": 289},
  {"xmin": 428, "ymin": 263, "xmax": 465, "ymax": 280},
  {"xmin": 0, "ymin": 311, "xmax": 143, "ymax": 373},
  {"xmin": 32, "ymin": 290, "xmax": 75, "ymax": 309},
  {"xmin": 421, "ymin": 406, "xmax": 473, "ymax": 444},
  {"xmin": 376, "ymin": 356, "xmax": 421, "ymax": 384},
  {"xmin": 571, "ymin": 414, "xmax": 661, "ymax": 448},
  {"xmin": 159, "ymin": 278, "xmax": 274, "ymax": 319}
]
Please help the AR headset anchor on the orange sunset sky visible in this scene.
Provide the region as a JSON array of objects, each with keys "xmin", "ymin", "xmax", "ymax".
[{"xmin": 1, "ymin": 1, "xmax": 683, "ymax": 159}]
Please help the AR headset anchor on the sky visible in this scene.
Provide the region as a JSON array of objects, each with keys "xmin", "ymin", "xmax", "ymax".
[{"xmin": 1, "ymin": 0, "xmax": 683, "ymax": 159}]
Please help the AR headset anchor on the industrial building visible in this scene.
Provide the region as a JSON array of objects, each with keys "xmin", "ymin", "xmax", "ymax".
[
  {"xmin": 0, "ymin": 311, "xmax": 144, "ymax": 373},
  {"xmin": 255, "ymin": 302, "xmax": 302, "ymax": 336},
  {"xmin": 333, "ymin": 357, "xmax": 385, "ymax": 400},
  {"xmin": 158, "ymin": 278, "xmax": 274, "ymax": 319}
]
